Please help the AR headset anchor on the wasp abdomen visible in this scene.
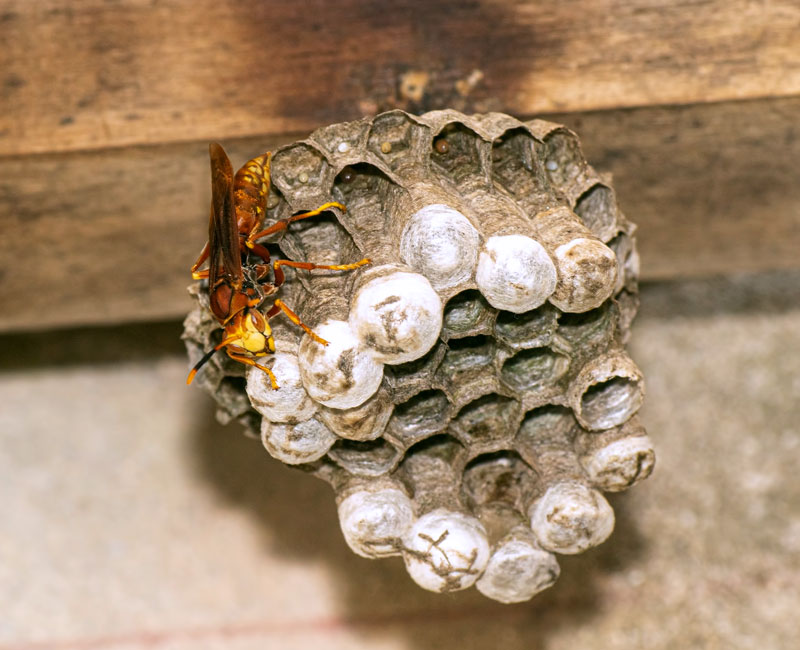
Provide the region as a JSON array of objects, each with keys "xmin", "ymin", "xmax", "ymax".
[{"xmin": 234, "ymin": 154, "xmax": 271, "ymax": 232}]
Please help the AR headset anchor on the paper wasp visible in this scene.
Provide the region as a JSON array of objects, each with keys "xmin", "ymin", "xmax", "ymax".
[{"xmin": 187, "ymin": 143, "xmax": 369, "ymax": 388}]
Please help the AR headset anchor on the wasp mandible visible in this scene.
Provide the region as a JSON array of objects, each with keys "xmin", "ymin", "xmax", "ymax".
[{"xmin": 187, "ymin": 143, "xmax": 369, "ymax": 388}]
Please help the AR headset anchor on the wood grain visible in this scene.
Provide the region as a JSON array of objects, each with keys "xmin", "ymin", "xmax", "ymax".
[
  {"xmin": 0, "ymin": 136, "xmax": 290, "ymax": 331},
  {"xmin": 1, "ymin": 0, "xmax": 799, "ymax": 156},
  {"xmin": 1, "ymin": 97, "xmax": 798, "ymax": 332}
]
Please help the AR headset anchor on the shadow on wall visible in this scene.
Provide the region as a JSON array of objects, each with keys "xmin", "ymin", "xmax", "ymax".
[
  {"xmin": 4, "ymin": 269, "xmax": 795, "ymax": 646},
  {"xmin": 188, "ymin": 397, "xmax": 647, "ymax": 649},
  {"xmin": 235, "ymin": 0, "xmax": 558, "ymax": 120},
  {"xmin": 639, "ymin": 270, "xmax": 800, "ymax": 320},
  {"xmin": 0, "ymin": 320, "xmax": 186, "ymax": 370}
]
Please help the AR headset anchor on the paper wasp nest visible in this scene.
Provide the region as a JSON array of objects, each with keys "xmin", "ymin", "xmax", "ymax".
[{"xmin": 183, "ymin": 110, "xmax": 653, "ymax": 603}]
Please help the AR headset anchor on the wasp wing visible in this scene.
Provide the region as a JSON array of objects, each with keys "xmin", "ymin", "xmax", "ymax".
[{"xmin": 208, "ymin": 142, "xmax": 242, "ymax": 290}]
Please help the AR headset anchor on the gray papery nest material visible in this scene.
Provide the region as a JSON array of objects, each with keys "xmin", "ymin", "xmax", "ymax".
[{"xmin": 183, "ymin": 110, "xmax": 654, "ymax": 603}]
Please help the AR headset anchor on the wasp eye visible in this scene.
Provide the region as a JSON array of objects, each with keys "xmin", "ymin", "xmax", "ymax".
[
  {"xmin": 433, "ymin": 138, "xmax": 450, "ymax": 154},
  {"xmin": 250, "ymin": 311, "xmax": 266, "ymax": 330},
  {"xmin": 339, "ymin": 167, "xmax": 356, "ymax": 183}
]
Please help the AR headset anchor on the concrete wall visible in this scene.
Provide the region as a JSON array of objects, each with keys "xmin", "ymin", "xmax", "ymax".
[{"xmin": 2, "ymin": 272, "xmax": 798, "ymax": 649}]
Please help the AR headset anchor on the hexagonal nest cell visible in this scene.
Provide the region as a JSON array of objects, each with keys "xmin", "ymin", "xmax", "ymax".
[{"xmin": 182, "ymin": 109, "xmax": 654, "ymax": 604}]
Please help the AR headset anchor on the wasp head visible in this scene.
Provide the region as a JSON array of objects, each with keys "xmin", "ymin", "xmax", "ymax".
[{"xmin": 239, "ymin": 308, "xmax": 275, "ymax": 355}]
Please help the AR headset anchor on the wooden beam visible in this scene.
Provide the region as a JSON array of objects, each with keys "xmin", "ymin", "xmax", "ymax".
[
  {"xmin": 2, "ymin": 0, "xmax": 799, "ymax": 155},
  {"xmin": 0, "ymin": 136, "xmax": 290, "ymax": 332},
  {"xmin": 549, "ymin": 98, "xmax": 800, "ymax": 280},
  {"xmin": 1, "ymin": 97, "xmax": 798, "ymax": 332}
]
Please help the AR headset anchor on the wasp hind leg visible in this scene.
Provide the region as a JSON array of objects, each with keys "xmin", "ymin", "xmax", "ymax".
[
  {"xmin": 190, "ymin": 241, "xmax": 212, "ymax": 279},
  {"xmin": 245, "ymin": 202, "xmax": 347, "ymax": 248}
]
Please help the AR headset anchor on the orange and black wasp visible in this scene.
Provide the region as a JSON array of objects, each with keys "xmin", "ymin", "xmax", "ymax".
[{"xmin": 187, "ymin": 143, "xmax": 369, "ymax": 388}]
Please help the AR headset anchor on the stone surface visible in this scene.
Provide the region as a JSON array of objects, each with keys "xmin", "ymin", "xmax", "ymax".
[{"xmin": 1, "ymin": 271, "xmax": 799, "ymax": 647}]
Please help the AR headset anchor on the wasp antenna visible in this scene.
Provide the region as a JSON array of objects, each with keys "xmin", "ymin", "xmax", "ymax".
[
  {"xmin": 187, "ymin": 335, "xmax": 241, "ymax": 385},
  {"xmin": 187, "ymin": 346, "xmax": 218, "ymax": 385}
]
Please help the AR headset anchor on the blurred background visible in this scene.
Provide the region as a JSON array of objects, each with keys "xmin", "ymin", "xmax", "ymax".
[{"xmin": 1, "ymin": 1, "xmax": 798, "ymax": 648}]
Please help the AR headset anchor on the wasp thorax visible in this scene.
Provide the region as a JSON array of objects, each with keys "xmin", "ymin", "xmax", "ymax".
[
  {"xmin": 184, "ymin": 109, "xmax": 651, "ymax": 605},
  {"xmin": 240, "ymin": 331, "xmax": 265, "ymax": 353}
]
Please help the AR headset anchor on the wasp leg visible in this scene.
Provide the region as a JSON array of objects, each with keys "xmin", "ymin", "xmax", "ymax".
[
  {"xmin": 246, "ymin": 240, "xmax": 272, "ymax": 265},
  {"xmin": 190, "ymin": 241, "xmax": 211, "ymax": 279},
  {"xmin": 186, "ymin": 334, "xmax": 240, "ymax": 385},
  {"xmin": 266, "ymin": 299, "xmax": 328, "ymax": 346},
  {"xmin": 252, "ymin": 264, "xmax": 274, "ymax": 284},
  {"xmin": 245, "ymin": 202, "xmax": 347, "ymax": 247},
  {"xmin": 226, "ymin": 350, "xmax": 279, "ymax": 389},
  {"xmin": 193, "ymin": 240, "xmax": 272, "ymax": 283},
  {"xmin": 271, "ymin": 257, "xmax": 370, "ymax": 287}
]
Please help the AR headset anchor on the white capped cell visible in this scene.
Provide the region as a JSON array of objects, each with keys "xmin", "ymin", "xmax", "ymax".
[
  {"xmin": 246, "ymin": 352, "xmax": 316, "ymax": 424},
  {"xmin": 476, "ymin": 234, "xmax": 557, "ymax": 313},
  {"xmin": 549, "ymin": 238, "xmax": 618, "ymax": 313},
  {"xmin": 261, "ymin": 416, "xmax": 336, "ymax": 465},
  {"xmin": 318, "ymin": 389, "xmax": 393, "ymax": 441},
  {"xmin": 298, "ymin": 319, "xmax": 384, "ymax": 409},
  {"xmin": 528, "ymin": 482, "xmax": 615, "ymax": 554},
  {"xmin": 582, "ymin": 435, "xmax": 656, "ymax": 492},
  {"xmin": 475, "ymin": 538, "xmax": 560, "ymax": 603},
  {"xmin": 400, "ymin": 204, "xmax": 481, "ymax": 290},
  {"xmin": 402, "ymin": 509, "xmax": 490, "ymax": 592},
  {"xmin": 338, "ymin": 488, "xmax": 415, "ymax": 558},
  {"xmin": 350, "ymin": 268, "xmax": 443, "ymax": 364}
]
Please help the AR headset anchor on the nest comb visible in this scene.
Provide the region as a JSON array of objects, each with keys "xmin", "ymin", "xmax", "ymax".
[{"xmin": 182, "ymin": 109, "xmax": 654, "ymax": 604}]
